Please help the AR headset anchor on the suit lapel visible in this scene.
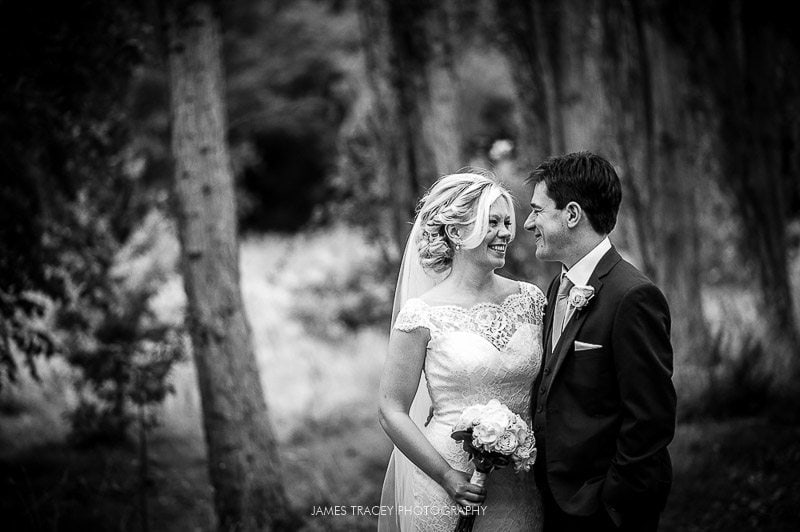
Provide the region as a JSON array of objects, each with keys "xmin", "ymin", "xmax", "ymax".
[
  {"xmin": 533, "ymin": 274, "xmax": 561, "ymax": 396},
  {"xmin": 548, "ymin": 247, "xmax": 622, "ymax": 382},
  {"xmin": 542, "ymin": 274, "xmax": 560, "ymax": 356}
]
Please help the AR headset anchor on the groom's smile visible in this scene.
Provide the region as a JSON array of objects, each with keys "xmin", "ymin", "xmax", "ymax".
[{"xmin": 525, "ymin": 182, "xmax": 566, "ymax": 262}]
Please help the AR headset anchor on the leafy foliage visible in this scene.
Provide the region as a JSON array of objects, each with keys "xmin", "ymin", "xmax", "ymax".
[
  {"xmin": 0, "ymin": 0, "xmax": 146, "ymax": 386},
  {"xmin": 0, "ymin": 0, "xmax": 185, "ymax": 445},
  {"xmin": 63, "ymin": 287, "xmax": 184, "ymax": 445}
]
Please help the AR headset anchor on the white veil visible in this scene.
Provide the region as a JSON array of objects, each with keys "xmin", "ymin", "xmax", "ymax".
[
  {"xmin": 378, "ymin": 215, "xmax": 446, "ymax": 531},
  {"xmin": 377, "ymin": 176, "xmax": 510, "ymax": 530}
]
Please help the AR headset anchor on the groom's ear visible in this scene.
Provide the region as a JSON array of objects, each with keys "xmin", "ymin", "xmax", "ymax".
[{"xmin": 565, "ymin": 202, "xmax": 582, "ymax": 228}]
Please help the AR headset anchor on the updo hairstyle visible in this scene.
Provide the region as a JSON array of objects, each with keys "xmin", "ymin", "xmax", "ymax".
[{"xmin": 415, "ymin": 172, "xmax": 515, "ymax": 273}]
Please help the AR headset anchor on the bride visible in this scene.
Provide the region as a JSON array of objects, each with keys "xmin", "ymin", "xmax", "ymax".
[{"xmin": 378, "ymin": 172, "xmax": 545, "ymax": 531}]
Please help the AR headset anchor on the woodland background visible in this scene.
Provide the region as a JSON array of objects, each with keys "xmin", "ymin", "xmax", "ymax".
[{"xmin": 1, "ymin": 0, "xmax": 799, "ymax": 530}]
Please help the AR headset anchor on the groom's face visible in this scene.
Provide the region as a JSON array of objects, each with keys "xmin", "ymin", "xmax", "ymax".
[{"xmin": 525, "ymin": 182, "xmax": 568, "ymax": 262}]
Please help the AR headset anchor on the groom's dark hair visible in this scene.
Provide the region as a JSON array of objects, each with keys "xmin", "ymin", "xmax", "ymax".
[{"xmin": 527, "ymin": 151, "xmax": 622, "ymax": 235}]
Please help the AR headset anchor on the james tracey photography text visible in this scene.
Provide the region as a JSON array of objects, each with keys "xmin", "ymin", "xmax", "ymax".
[{"xmin": 309, "ymin": 505, "xmax": 488, "ymax": 517}]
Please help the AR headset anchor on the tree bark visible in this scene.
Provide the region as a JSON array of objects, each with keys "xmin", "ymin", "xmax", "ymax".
[
  {"xmin": 490, "ymin": 0, "xmax": 567, "ymax": 287},
  {"xmin": 641, "ymin": 1, "xmax": 708, "ymax": 367},
  {"xmin": 357, "ymin": 0, "xmax": 417, "ymax": 252},
  {"xmin": 709, "ymin": 0, "xmax": 799, "ymax": 373},
  {"xmin": 164, "ymin": 1, "xmax": 294, "ymax": 530},
  {"xmin": 357, "ymin": 0, "xmax": 464, "ymax": 250},
  {"xmin": 597, "ymin": 0, "xmax": 710, "ymax": 367},
  {"xmin": 494, "ymin": 0, "xmax": 565, "ymax": 167}
]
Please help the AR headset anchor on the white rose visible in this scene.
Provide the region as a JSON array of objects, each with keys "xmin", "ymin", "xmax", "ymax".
[
  {"xmin": 514, "ymin": 443, "xmax": 530, "ymax": 460},
  {"xmin": 568, "ymin": 285, "xmax": 595, "ymax": 310},
  {"xmin": 511, "ymin": 414, "xmax": 528, "ymax": 436},
  {"xmin": 514, "ymin": 446, "xmax": 537, "ymax": 472},
  {"xmin": 461, "ymin": 404, "xmax": 484, "ymax": 425},
  {"xmin": 515, "ymin": 427, "xmax": 529, "ymax": 446},
  {"xmin": 473, "ymin": 420, "xmax": 505, "ymax": 447},
  {"xmin": 493, "ymin": 431, "xmax": 518, "ymax": 454},
  {"xmin": 514, "ymin": 436, "xmax": 536, "ymax": 459},
  {"xmin": 480, "ymin": 402, "xmax": 514, "ymax": 429}
]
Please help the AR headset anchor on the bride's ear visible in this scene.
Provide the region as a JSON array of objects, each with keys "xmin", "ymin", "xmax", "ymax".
[{"xmin": 445, "ymin": 224, "xmax": 460, "ymax": 241}]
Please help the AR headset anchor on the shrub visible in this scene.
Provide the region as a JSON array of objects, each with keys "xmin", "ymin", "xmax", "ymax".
[
  {"xmin": 64, "ymin": 288, "xmax": 184, "ymax": 446},
  {"xmin": 680, "ymin": 329, "xmax": 800, "ymax": 422},
  {"xmin": 285, "ymin": 227, "xmax": 395, "ymax": 340}
]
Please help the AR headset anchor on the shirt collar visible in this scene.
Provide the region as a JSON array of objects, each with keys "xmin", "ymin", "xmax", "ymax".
[{"xmin": 562, "ymin": 237, "xmax": 612, "ymax": 287}]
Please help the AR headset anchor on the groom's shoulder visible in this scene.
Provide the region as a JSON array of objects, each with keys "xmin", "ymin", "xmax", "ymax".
[
  {"xmin": 608, "ymin": 255, "xmax": 661, "ymax": 293},
  {"xmin": 603, "ymin": 263, "xmax": 672, "ymax": 331}
]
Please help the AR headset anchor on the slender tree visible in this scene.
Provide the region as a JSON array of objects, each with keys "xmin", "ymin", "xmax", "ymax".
[
  {"xmin": 591, "ymin": 0, "xmax": 711, "ymax": 367},
  {"xmin": 637, "ymin": 0, "xmax": 708, "ymax": 366},
  {"xmin": 357, "ymin": 0, "xmax": 464, "ymax": 249},
  {"xmin": 494, "ymin": 0, "xmax": 565, "ymax": 167},
  {"xmin": 487, "ymin": 0, "xmax": 568, "ymax": 286},
  {"xmin": 164, "ymin": 1, "xmax": 294, "ymax": 529},
  {"xmin": 693, "ymin": 0, "xmax": 800, "ymax": 369}
]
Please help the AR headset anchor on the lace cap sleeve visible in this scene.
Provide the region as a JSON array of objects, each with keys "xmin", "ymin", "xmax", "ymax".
[
  {"xmin": 519, "ymin": 281, "xmax": 546, "ymax": 324},
  {"xmin": 393, "ymin": 298, "xmax": 431, "ymax": 333}
]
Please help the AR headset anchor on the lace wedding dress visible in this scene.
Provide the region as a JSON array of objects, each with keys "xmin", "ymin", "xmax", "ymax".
[{"xmin": 384, "ymin": 281, "xmax": 545, "ymax": 531}]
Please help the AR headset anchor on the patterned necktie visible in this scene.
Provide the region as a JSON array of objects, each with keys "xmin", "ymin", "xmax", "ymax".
[{"xmin": 551, "ymin": 273, "xmax": 574, "ymax": 348}]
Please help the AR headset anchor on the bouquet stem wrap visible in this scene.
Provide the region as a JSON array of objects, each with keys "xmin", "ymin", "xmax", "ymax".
[
  {"xmin": 453, "ymin": 467, "xmax": 490, "ymax": 532},
  {"xmin": 469, "ymin": 470, "xmax": 486, "ymax": 487},
  {"xmin": 450, "ymin": 399, "xmax": 537, "ymax": 532}
]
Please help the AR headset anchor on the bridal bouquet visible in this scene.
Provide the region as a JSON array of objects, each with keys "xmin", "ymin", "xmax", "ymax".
[{"xmin": 450, "ymin": 399, "xmax": 537, "ymax": 531}]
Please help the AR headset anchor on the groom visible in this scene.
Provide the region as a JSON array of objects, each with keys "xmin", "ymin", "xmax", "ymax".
[{"xmin": 524, "ymin": 152, "xmax": 676, "ymax": 531}]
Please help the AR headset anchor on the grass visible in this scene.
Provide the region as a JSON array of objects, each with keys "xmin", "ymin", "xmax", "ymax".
[
  {"xmin": 662, "ymin": 418, "xmax": 800, "ymax": 531},
  {"xmin": 0, "ymin": 228, "xmax": 394, "ymax": 531},
  {"xmin": 1, "ymin": 228, "xmax": 799, "ymax": 531},
  {"xmin": 3, "ymin": 412, "xmax": 798, "ymax": 531},
  {"xmin": 0, "ymin": 410, "xmax": 391, "ymax": 531}
]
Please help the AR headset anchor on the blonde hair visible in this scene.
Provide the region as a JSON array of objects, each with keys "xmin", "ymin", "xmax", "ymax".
[{"xmin": 415, "ymin": 171, "xmax": 515, "ymax": 273}]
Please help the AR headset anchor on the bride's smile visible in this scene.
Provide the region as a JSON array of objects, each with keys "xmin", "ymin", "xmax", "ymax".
[
  {"xmin": 488, "ymin": 243, "xmax": 507, "ymax": 254},
  {"xmin": 470, "ymin": 197, "xmax": 514, "ymax": 268}
]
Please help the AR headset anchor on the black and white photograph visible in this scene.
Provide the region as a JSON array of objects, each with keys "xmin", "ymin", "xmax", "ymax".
[{"xmin": 1, "ymin": 1, "xmax": 798, "ymax": 531}]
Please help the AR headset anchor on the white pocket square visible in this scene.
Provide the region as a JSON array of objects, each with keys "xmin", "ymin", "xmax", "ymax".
[{"xmin": 574, "ymin": 341, "xmax": 602, "ymax": 351}]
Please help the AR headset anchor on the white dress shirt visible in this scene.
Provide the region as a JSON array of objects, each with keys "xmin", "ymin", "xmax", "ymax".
[
  {"xmin": 557, "ymin": 237, "xmax": 612, "ymax": 330},
  {"xmin": 562, "ymin": 237, "xmax": 612, "ymax": 287}
]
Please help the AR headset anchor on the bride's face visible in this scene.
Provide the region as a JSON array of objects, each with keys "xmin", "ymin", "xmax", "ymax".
[{"xmin": 458, "ymin": 197, "xmax": 513, "ymax": 271}]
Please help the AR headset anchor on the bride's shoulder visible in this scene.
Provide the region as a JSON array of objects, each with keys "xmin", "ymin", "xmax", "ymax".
[
  {"xmin": 514, "ymin": 280, "xmax": 546, "ymax": 312},
  {"xmin": 519, "ymin": 280, "xmax": 545, "ymax": 299},
  {"xmin": 497, "ymin": 276, "xmax": 544, "ymax": 300},
  {"xmin": 512, "ymin": 281, "xmax": 545, "ymax": 324},
  {"xmin": 394, "ymin": 298, "xmax": 430, "ymax": 332}
]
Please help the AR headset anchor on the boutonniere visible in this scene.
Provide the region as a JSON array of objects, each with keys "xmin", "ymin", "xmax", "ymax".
[{"xmin": 568, "ymin": 285, "xmax": 595, "ymax": 312}]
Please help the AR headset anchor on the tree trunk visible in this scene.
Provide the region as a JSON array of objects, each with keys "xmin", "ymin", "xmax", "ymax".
[
  {"xmin": 596, "ymin": 0, "xmax": 658, "ymax": 279},
  {"xmin": 597, "ymin": 0, "xmax": 710, "ymax": 367},
  {"xmin": 494, "ymin": 0, "xmax": 565, "ymax": 168},
  {"xmin": 357, "ymin": 0, "xmax": 417, "ymax": 252},
  {"xmin": 710, "ymin": 0, "xmax": 799, "ymax": 377},
  {"xmin": 164, "ymin": 2, "xmax": 294, "ymax": 530},
  {"xmin": 491, "ymin": 0, "xmax": 566, "ymax": 287},
  {"xmin": 640, "ymin": 2, "xmax": 708, "ymax": 367},
  {"xmin": 357, "ymin": 0, "xmax": 464, "ymax": 250}
]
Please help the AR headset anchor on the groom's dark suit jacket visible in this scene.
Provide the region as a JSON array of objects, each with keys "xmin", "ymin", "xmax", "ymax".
[{"xmin": 532, "ymin": 246, "xmax": 677, "ymax": 526}]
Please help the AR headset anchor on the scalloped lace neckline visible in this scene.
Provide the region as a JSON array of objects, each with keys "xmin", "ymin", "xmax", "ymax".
[{"xmin": 414, "ymin": 282, "xmax": 526, "ymax": 313}]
